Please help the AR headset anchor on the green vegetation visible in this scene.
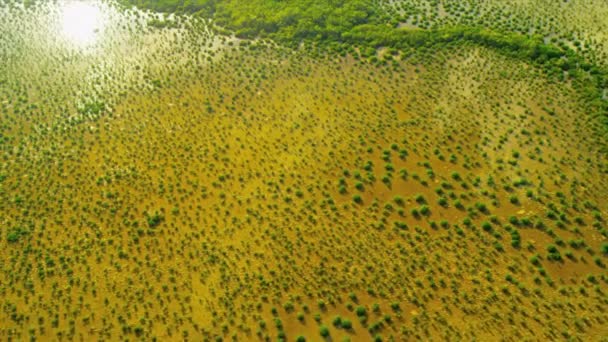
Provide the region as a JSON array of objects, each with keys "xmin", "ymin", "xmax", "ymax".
[
  {"xmin": 1, "ymin": 0, "xmax": 607, "ymax": 341},
  {"xmin": 146, "ymin": 211, "xmax": 164, "ymax": 228},
  {"xmin": 123, "ymin": 1, "xmax": 608, "ymax": 141},
  {"xmin": 319, "ymin": 324, "xmax": 330, "ymax": 337},
  {"xmin": 6, "ymin": 227, "xmax": 28, "ymax": 243},
  {"xmin": 122, "ymin": 0, "xmax": 375, "ymax": 41}
]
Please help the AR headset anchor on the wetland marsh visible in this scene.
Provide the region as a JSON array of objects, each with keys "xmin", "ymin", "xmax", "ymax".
[{"xmin": 1, "ymin": 0, "xmax": 607, "ymax": 341}]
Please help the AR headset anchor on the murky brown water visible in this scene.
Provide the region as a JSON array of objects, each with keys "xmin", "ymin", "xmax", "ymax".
[{"xmin": 1, "ymin": 1, "xmax": 607, "ymax": 341}]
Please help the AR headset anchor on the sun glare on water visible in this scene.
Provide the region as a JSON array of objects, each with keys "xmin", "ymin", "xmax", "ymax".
[{"xmin": 61, "ymin": 2, "xmax": 103, "ymax": 46}]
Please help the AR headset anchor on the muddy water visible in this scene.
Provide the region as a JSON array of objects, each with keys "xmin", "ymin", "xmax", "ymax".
[{"xmin": 1, "ymin": 2, "xmax": 608, "ymax": 341}]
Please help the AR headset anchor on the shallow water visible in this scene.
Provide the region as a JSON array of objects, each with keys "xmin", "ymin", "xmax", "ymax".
[
  {"xmin": 0, "ymin": 0, "xmax": 228, "ymax": 130},
  {"xmin": 2, "ymin": 2, "xmax": 608, "ymax": 341}
]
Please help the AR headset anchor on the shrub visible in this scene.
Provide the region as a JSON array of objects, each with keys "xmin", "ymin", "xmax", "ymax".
[
  {"xmin": 393, "ymin": 196, "xmax": 404, "ymax": 206},
  {"xmin": 6, "ymin": 227, "xmax": 27, "ymax": 243},
  {"xmin": 475, "ymin": 202, "xmax": 488, "ymax": 213},
  {"xmin": 146, "ymin": 212, "xmax": 163, "ymax": 228},
  {"xmin": 547, "ymin": 244, "xmax": 559, "ymax": 254},
  {"xmin": 381, "ymin": 175, "xmax": 391, "ymax": 186},
  {"xmin": 6, "ymin": 232, "xmax": 20, "ymax": 243},
  {"xmin": 411, "ymin": 208, "xmax": 420, "ymax": 218},
  {"xmin": 419, "ymin": 205, "xmax": 430, "ymax": 216},
  {"xmin": 594, "ymin": 257, "xmax": 604, "ymax": 267},
  {"xmin": 319, "ymin": 325, "xmax": 330, "ymax": 337},
  {"xmin": 601, "ymin": 243, "xmax": 608, "ymax": 255},
  {"xmin": 355, "ymin": 182, "xmax": 364, "ymax": 191},
  {"xmin": 511, "ymin": 236, "xmax": 521, "ymax": 248},
  {"xmin": 332, "ymin": 316, "xmax": 342, "ymax": 327},
  {"xmin": 547, "ymin": 244, "xmax": 562, "ymax": 261},
  {"xmin": 569, "ymin": 239, "xmax": 585, "ymax": 249}
]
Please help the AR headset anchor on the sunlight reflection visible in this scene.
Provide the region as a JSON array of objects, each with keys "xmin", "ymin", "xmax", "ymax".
[{"xmin": 61, "ymin": 1, "xmax": 103, "ymax": 46}]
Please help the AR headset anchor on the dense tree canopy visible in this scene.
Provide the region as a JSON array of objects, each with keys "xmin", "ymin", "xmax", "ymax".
[{"xmin": 122, "ymin": 0, "xmax": 378, "ymax": 40}]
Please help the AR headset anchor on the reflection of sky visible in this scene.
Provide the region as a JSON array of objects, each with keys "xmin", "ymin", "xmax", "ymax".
[
  {"xmin": 1, "ymin": 0, "xmax": 227, "ymax": 93},
  {"xmin": 61, "ymin": 2, "xmax": 103, "ymax": 46}
]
